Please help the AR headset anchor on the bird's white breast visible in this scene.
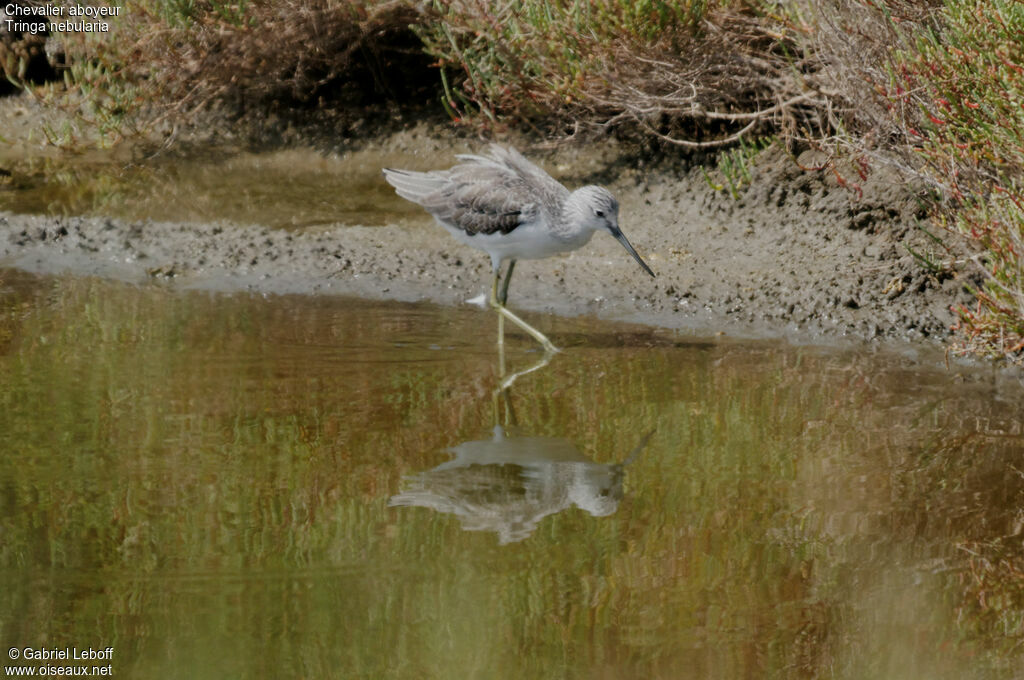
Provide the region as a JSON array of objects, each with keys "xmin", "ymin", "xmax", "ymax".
[{"xmin": 436, "ymin": 216, "xmax": 595, "ymax": 266}]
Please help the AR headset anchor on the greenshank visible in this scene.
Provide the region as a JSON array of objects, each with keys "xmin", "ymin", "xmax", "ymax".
[{"xmin": 383, "ymin": 145, "xmax": 655, "ymax": 353}]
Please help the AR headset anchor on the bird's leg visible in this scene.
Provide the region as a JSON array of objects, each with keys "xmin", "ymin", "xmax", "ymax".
[
  {"xmin": 493, "ymin": 268, "xmax": 506, "ymax": 351},
  {"xmin": 497, "ymin": 351, "xmax": 553, "ymax": 391},
  {"xmin": 495, "ymin": 260, "xmax": 515, "ymax": 352},
  {"xmin": 491, "ymin": 379, "xmax": 520, "ymax": 429},
  {"xmin": 497, "ymin": 314, "xmax": 507, "ymax": 376},
  {"xmin": 489, "ymin": 267, "xmax": 559, "ymax": 355},
  {"xmin": 498, "ymin": 260, "xmax": 516, "ymax": 306}
]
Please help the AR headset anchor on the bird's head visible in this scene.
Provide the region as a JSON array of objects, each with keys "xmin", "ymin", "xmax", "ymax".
[{"xmin": 571, "ymin": 185, "xmax": 655, "ymax": 278}]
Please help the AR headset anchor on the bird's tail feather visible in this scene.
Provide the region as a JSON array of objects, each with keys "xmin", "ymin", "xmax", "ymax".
[
  {"xmin": 455, "ymin": 145, "xmax": 524, "ymax": 171},
  {"xmin": 382, "ymin": 168, "xmax": 447, "ymax": 205}
]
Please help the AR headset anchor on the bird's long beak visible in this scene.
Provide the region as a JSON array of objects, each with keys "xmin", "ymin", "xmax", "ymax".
[{"xmin": 609, "ymin": 226, "xmax": 656, "ymax": 277}]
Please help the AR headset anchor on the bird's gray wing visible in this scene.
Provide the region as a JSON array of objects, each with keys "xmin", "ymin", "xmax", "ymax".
[
  {"xmin": 384, "ymin": 161, "xmax": 549, "ymax": 236},
  {"xmin": 439, "ymin": 164, "xmax": 543, "ymax": 235},
  {"xmin": 456, "ymin": 145, "xmax": 568, "ymax": 205}
]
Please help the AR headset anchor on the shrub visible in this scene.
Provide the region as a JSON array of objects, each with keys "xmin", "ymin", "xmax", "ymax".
[
  {"xmin": 882, "ymin": 0, "xmax": 1024, "ymax": 363},
  {"xmin": 37, "ymin": 0, "xmax": 432, "ymax": 145},
  {"xmin": 415, "ymin": 0, "xmax": 826, "ymax": 147}
]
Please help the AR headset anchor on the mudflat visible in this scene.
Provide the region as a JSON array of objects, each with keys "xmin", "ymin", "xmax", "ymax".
[{"xmin": 0, "ymin": 124, "xmax": 971, "ymax": 347}]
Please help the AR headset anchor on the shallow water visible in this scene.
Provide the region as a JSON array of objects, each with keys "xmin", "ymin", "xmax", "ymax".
[
  {"xmin": 0, "ymin": 149, "xmax": 409, "ymax": 228},
  {"xmin": 1, "ymin": 269, "xmax": 1023, "ymax": 679}
]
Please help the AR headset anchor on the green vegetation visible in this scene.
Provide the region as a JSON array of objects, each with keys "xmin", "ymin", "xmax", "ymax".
[
  {"xmin": 886, "ymin": 0, "xmax": 1024, "ymax": 363},
  {"xmin": 701, "ymin": 136, "xmax": 775, "ymax": 199},
  {"xmin": 2, "ymin": 0, "xmax": 1023, "ymax": 361}
]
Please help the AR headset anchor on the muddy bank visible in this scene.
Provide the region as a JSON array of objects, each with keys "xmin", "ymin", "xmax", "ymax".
[{"xmin": 0, "ymin": 129, "xmax": 974, "ymax": 346}]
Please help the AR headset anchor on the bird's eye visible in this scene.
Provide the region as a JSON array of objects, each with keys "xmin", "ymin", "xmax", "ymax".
[{"xmin": 595, "ymin": 210, "xmax": 605, "ymax": 218}]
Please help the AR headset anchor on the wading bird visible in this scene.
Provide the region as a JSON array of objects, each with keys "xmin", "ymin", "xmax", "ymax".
[{"xmin": 383, "ymin": 145, "xmax": 655, "ymax": 353}]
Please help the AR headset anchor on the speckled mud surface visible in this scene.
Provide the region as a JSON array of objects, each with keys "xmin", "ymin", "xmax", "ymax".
[{"xmin": 0, "ymin": 120, "xmax": 974, "ymax": 347}]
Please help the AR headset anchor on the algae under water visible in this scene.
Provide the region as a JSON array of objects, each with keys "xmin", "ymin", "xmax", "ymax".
[{"xmin": 0, "ymin": 270, "xmax": 1023, "ymax": 679}]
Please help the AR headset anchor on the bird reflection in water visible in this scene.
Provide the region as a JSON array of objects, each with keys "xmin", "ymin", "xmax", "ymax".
[{"xmin": 389, "ymin": 372, "xmax": 651, "ymax": 544}]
